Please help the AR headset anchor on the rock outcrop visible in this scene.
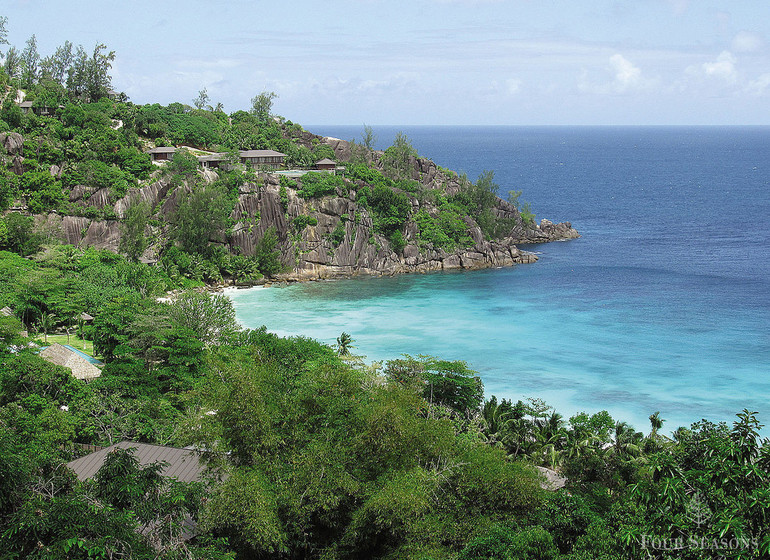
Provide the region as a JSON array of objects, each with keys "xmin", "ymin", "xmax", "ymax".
[{"xmin": 23, "ymin": 128, "xmax": 578, "ymax": 281}]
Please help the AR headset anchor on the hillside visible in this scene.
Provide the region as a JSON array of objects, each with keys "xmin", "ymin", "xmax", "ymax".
[{"xmin": 0, "ymin": 92, "xmax": 577, "ymax": 283}]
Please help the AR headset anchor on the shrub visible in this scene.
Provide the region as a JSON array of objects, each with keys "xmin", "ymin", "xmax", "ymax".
[
  {"xmin": 367, "ymin": 185, "xmax": 411, "ymax": 236},
  {"xmin": 389, "ymin": 230, "xmax": 406, "ymax": 254},
  {"xmin": 297, "ymin": 172, "xmax": 345, "ymax": 199},
  {"xmin": 414, "ymin": 206, "xmax": 473, "ymax": 251},
  {"xmin": 330, "ymin": 218, "xmax": 346, "ymax": 247},
  {"xmin": 292, "ymin": 215, "xmax": 317, "ymax": 231}
]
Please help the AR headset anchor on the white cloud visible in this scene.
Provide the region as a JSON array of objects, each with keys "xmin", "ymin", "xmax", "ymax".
[
  {"xmin": 578, "ymin": 53, "xmax": 649, "ymax": 95},
  {"xmin": 702, "ymin": 51, "xmax": 737, "ymax": 82},
  {"xmin": 732, "ymin": 31, "xmax": 764, "ymax": 53},
  {"xmin": 746, "ymin": 73, "xmax": 770, "ymax": 96},
  {"xmin": 609, "ymin": 54, "xmax": 641, "ymax": 91}
]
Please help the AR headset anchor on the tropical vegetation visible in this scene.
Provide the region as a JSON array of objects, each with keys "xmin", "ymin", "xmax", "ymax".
[{"xmin": 0, "ymin": 17, "xmax": 767, "ymax": 560}]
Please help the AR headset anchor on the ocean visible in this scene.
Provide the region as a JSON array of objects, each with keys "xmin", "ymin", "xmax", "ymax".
[{"xmin": 228, "ymin": 126, "xmax": 770, "ymax": 433}]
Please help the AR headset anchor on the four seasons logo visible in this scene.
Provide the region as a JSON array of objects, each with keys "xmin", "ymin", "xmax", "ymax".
[{"xmin": 685, "ymin": 491, "xmax": 712, "ymax": 528}]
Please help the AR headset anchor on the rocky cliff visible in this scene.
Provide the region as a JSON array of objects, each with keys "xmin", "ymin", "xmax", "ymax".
[{"xmin": 29, "ymin": 133, "xmax": 578, "ymax": 281}]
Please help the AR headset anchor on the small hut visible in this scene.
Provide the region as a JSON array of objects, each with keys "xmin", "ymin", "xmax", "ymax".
[
  {"xmin": 147, "ymin": 147, "xmax": 177, "ymax": 162},
  {"xmin": 40, "ymin": 343, "xmax": 101, "ymax": 381},
  {"xmin": 315, "ymin": 158, "xmax": 337, "ymax": 172}
]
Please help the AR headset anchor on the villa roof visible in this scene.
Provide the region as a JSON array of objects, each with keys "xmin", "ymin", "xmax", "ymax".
[
  {"xmin": 147, "ymin": 146, "xmax": 177, "ymax": 154},
  {"xmin": 79, "ymin": 312, "xmax": 94, "ymax": 321},
  {"xmin": 239, "ymin": 149, "xmax": 286, "ymax": 158},
  {"xmin": 0, "ymin": 307, "xmax": 13, "ymax": 317},
  {"xmin": 40, "ymin": 343, "xmax": 101, "ymax": 381},
  {"xmin": 316, "ymin": 158, "xmax": 336, "ymax": 165},
  {"xmin": 18, "ymin": 100, "xmax": 34, "ymax": 108},
  {"xmin": 66, "ymin": 441, "xmax": 208, "ymax": 483},
  {"xmin": 198, "ymin": 153, "xmax": 228, "ymax": 161}
]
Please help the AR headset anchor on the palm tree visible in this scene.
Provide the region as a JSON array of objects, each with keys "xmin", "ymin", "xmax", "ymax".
[
  {"xmin": 607, "ymin": 421, "xmax": 643, "ymax": 460},
  {"xmin": 336, "ymin": 332, "xmax": 354, "ymax": 356},
  {"xmin": 480, "ymin": 397, "xmax": 518, "ymax": 448},
  {"xmin": 649, "ymin": 411, "xmax": 664, "ymax": 439},
  {"xmin": 38, "ymin": 311, "xmax": 57, "ymax": 344},
  {"xmin": 533, "ymin": 411, "xmax": 567, "ymax": 468},
  {"xmin": 564, "ymin": 429, "xmax": 602, "ymax": 462},
  {"xmin": 645, "ymin": 411, "xmax": 668, "ymax": 453}
]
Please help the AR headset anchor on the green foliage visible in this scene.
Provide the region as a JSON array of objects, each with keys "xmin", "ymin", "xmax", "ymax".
[
  {"xmin": 202, "ymin": 468, "xmax": 287, "ymax": 553},
  {"xmin": 459, "ymin": 524, "xmax": 557, "ymax": 560},
  {"xmin": 170, "ymin": 183, "xmax": 232, "ymax": 255},
  {"xmin": 386, "ymin": 355, "xmax": 484, "ymax": 415},
  {"xmin": 450, "ymin": 170, "xmax": 522, "ymax": 239},
  {"xmin": 311, "ymin": 143, "xmax": 336, "ymax": 162},
  {"xmin": 1, "ymin": 212, "xmax": 44, "ymax": 256},
  {"xmin": 390, "ymin": 229, "xmax": 406, "ymax": 253},
  {"xmin": 135, "ymin": 103, "xmax": 226, "ymax": 147},
  {"xmin": 346, "ymin": 161, "xmax": 418, "ymax": 193},
  {"xmin": 19, "ymin": 170, "xmax": 66, "ymax": 213},
  {"xmin": 296, "ymin": 171, "xmax": 345, "ymax": 199},
  {"xmin": 520, "ymin": 201, "xmax": 536, "ymax": 227},
  {"xmin": 250, "ymin": 91, "xmax": 277, "ymax": 123},
  {"xmin": 330, "ymin": 217, "xmax": 346, "ymax": 247},
  {"xmin": 382, "ymin": 131, "xmax": 418, "ymax": 181},
  {"xmin": 365, "ymin": 184, "xmax": 412, "ymax": 236},
  {"xmin": 118, "ymin": 201, "xmax": 150, "ymax": 262},
  {"xmin": 167, "ymin": 290, "xmax": 239, "ymax": 346},
  {"xmin": 167, "ymin": 148, "xmax": 200, "ymax": 177},
  {"xmin": 291, "ymin": 214, "xmax": 317, "ymax": 231},
  {"xmin": 254, "ymin": 226, "xmax": 282, "ymax": 277},
  {"xmin": 414, "ymin": 205, "xmax": 473, "ymax": 251}
]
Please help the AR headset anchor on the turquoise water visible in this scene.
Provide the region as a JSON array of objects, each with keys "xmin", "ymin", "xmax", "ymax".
[{"xmin": 229, "ymin": 126, "xmax": 770, "ymax": 433}]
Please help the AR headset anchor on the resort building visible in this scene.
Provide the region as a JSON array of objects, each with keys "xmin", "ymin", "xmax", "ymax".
[
  {"xmin": 147, "ymin": 147, "xmax": 177, "ymax": 162},
  {"xmin": 315, "ymin": 158, "xmax": 337, "ymax": 172},
  {"xmin": 198, "ymin": 153, "xmax": 228, "ymax": 169},
  {"xmin": 17, "ymin": 100, "xmax": 59, "ymax": 117},
  {"xmin": 40, "ymin": 343, "xmax": 102, "ymax": 381},
  {"xmin": 238, "ymin": 149, "xmax": 285, "ymax": 169}
]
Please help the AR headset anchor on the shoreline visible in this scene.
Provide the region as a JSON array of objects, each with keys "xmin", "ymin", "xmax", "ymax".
[{"xmin": 209, "ymin": 247, "xmax": 540, "ymax": 293}]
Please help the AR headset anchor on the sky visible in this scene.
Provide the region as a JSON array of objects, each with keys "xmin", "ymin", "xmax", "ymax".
[{"xmin": 2, "ymin": 0, "xmax": 770, "ymax": 125}]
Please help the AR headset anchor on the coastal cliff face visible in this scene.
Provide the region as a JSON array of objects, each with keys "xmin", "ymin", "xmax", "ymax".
[{"xmin": 32, "ymin": 133, "xmax": 578, "ymax": 280}]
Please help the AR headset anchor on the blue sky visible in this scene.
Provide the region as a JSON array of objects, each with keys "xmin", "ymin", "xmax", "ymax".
[{"xmin": 3, "ymin": 1, "xmax": 769, "ymax": 125}]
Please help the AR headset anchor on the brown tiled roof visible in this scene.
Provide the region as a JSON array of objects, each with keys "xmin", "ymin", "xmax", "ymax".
[
  {"xmin": 40, "ymin": 343, "xmax": 101, "ymax": 381},
  {"xmin": 66, "ymin": 441, "xmax": 208, "ymax": 482}
]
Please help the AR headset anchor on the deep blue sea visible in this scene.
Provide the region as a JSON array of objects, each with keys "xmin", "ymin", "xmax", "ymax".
[{"xmin": 228, "ymin": 126, "xmax": 770, "ymax": 433}]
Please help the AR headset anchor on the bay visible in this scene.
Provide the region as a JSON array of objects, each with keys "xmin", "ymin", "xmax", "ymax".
[{"xmin": 229, "ymin": 126, "xmax": 770, "ymax": 433}]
